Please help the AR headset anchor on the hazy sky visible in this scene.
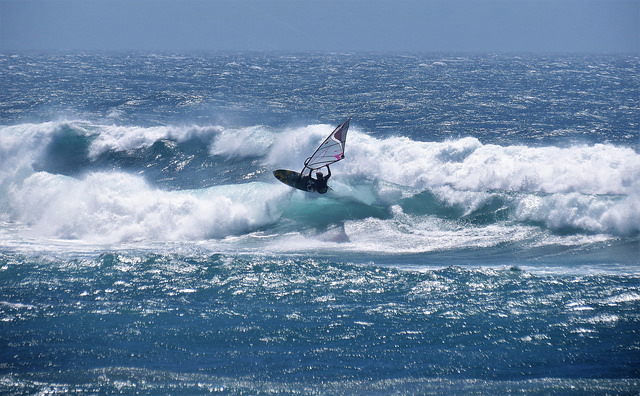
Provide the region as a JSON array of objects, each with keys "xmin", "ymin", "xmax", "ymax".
[{"xmin": 1, "ymin": 0, "xmax": 638, "ymax": 53}]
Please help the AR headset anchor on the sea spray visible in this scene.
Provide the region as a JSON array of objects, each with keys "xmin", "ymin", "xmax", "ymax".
[
  {"xmin": 1, "ymin": 53, "xmax": 638, "ymax": 394},
  {"xmin": 1, "ymin": 121, "xmax": 639, "ymax": 247}
]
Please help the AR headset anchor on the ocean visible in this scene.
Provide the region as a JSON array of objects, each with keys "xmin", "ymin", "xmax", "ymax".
[{"xmin": 1, "ymin": 52, "xmax": 639, "ymax": 394}]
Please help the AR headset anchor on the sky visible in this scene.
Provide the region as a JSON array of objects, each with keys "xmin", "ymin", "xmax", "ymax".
[{"xmin": 1, "ymin": 0, "xmax": 638, "ymax": 53}]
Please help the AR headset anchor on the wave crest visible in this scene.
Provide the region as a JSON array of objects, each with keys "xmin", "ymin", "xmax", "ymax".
[{"xmin": 1, "ymin": 121, "xmax": 638, "ymax": 247}]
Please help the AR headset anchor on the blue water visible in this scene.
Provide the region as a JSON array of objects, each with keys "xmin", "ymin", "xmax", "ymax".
[{"xmin": 1, "ymin": 52, "xmax": 639, "ymax": 394}]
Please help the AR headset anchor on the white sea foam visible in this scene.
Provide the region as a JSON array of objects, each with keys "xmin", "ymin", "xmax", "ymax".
[
  {"xmin": 606, "ymin": 292, "xmax": 640, "ymax": 304},
  {"xmin": 210, "ymin": 125, "xmax": 274, "ymax": 158},
  {"xmin": 514, "ymin": 191, "xmax": 640, "ymax": 234},
  {"xmin": 341, "ymin": 215, "xmax": 536, "ymax": 254},
  {"xmin": 341, "ymin": 133, "xmax": 640, "ymax": 196},
  {"xmin": 7, "ymin": 121, "xmax": 635, "ymax": 196},
  {"xmin": 264, "ymin": 124, "xmax": 335, "ymax": 171},
  {"xmin": 338, "ymin": 130, "xmax": 640, "ymax": 235},
  {"xmin": 8, "ymin": 170, "xmax": 285, "ymax": 243},
  {"xmin": 88, "ymin": 124, "xmax": 222, "ymax": 159},
  {"xmin": 0, "ymin": 122, "xmax": 62, "ymax": 193},
  {"xmin": 1, "ymin": 121, "xmax": 639, "ymax": 248}
]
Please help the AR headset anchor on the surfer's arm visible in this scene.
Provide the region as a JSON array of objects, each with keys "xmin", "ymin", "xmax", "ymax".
[{"xmin": 325, "ymin": 165, "xmax": 331, "ymax": 178}]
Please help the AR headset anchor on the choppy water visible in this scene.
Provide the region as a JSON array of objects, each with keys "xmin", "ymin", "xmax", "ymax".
[{"xmin": 1, "ymin": 52, "xmax": 639, "ymax": 394}]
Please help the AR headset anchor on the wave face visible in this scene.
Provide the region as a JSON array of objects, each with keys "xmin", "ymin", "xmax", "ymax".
[
  {"xmin": 1, "ymin": 120, "xmax": 638, "ymax": 255},
  {"xmin": 1, "ymin": 53, "xmax": 639, "ymax": 394}
]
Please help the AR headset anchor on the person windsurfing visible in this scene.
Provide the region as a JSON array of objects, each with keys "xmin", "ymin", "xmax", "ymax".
[
  {"xmin": 308, "ymin": 165, "xmax": 331, "ymax": 194},
  {"xmin": 273, "ymin": 117, "xmax": 350, "ymax": 193}
]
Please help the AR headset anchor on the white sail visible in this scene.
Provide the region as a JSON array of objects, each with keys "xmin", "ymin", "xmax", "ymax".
[{"xmin": 303, "ymin": 117, "xmax": 350, "ymax": 171}]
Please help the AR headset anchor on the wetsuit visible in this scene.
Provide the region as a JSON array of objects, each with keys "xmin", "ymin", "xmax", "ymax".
[{"xmin": 309, "ymin": 166, "xmax": 331, "ymax": 194}]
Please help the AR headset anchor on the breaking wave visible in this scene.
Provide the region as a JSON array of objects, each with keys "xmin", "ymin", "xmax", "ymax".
[{"xmin": 1, "ymin": 121, "xmax": 638, "ymax": 253}]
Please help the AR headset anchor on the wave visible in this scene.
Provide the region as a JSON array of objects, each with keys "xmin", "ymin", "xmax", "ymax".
[
  {"xmin": 1, "ymin": 121, "xmax": 639, "ymax": 252},
  {"xmin": 4, "ymin": 120, "xmax": 637, "ymax": 192}
]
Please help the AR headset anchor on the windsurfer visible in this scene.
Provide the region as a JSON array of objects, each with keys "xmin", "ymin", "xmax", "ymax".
[
  {"xmin": 274, "ymin": 117, "xmax": 349, "ymax": 193},
  {"xmin": 309, "ymin": 165, "xmax": 331, "ymax": 194}
]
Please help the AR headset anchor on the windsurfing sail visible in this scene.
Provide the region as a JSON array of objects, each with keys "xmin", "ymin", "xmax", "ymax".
[{"xmin": 301, "ymin": 117, "xmax": 350, "ymax": 174}]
